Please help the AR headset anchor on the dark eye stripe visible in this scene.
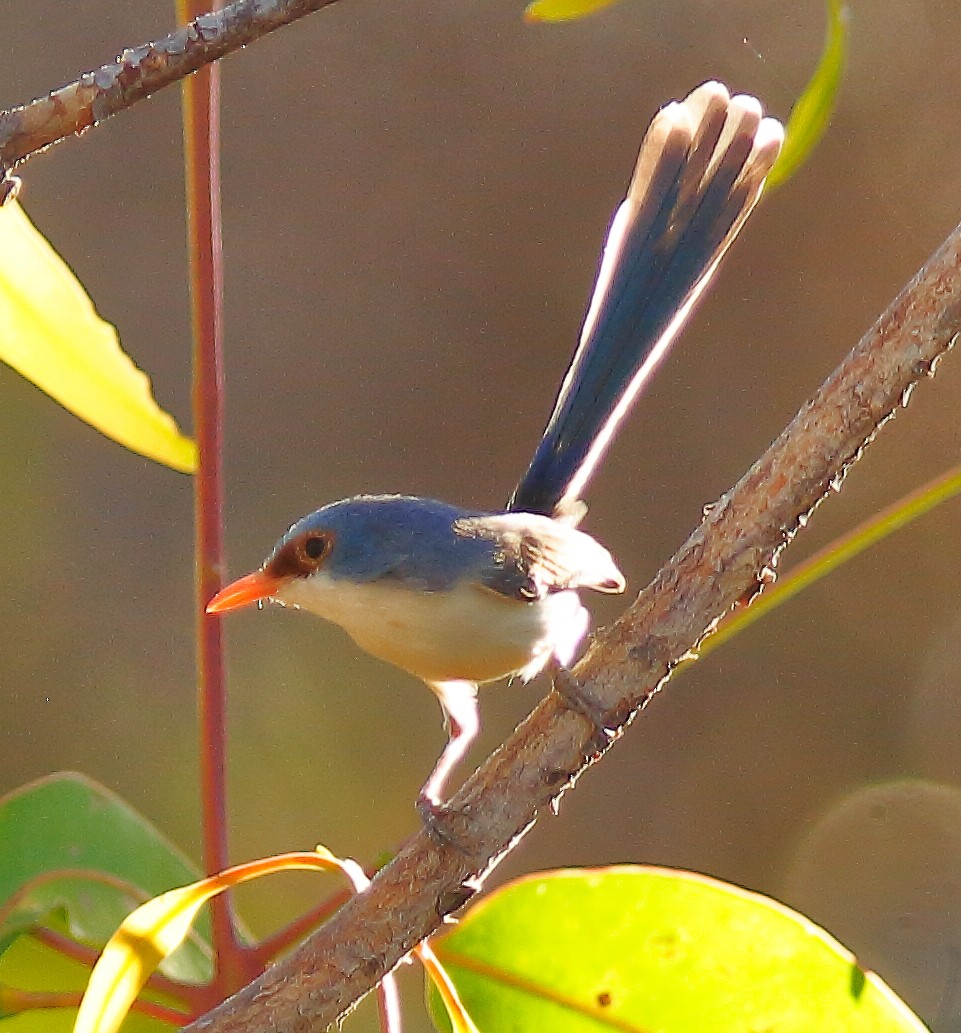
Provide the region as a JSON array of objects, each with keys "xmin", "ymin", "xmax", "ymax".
[{"xmin": 265, "ymin": 531, "xmax": 333, "ymax": 579}]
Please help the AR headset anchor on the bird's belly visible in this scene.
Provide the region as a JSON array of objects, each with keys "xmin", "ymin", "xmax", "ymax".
[{"xmin": 276, "ymin": 574, "xmax": 588, "ymax": 684}]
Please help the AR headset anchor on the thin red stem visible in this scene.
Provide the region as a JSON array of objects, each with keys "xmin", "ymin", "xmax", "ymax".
[
  {"xmin": 1, "ymin": 987, "xmax": 190, "ymax": 1025},
  {"xmin": 131, "ymin": 997, "xmax": 194, "ymax": 1025},
  {"xmin": 377, "ymin": 978, "xmax": 403, "ymax": 1033},
  {"xmin": 176, "ymin": 0, "xmax": 239, "ymax": 975},
  {"xmin": 249, "ymin": 888, "xmax": 353, "ymax": 965},
  {"xmin": 29, "ymin": 925, "xmax": 100, "ymax": 968}
]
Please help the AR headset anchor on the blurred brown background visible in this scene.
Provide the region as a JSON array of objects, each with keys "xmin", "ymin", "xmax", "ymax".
[{"xmin": 2, "ymin": 1, "xmax": 961, "ymax": 1029}]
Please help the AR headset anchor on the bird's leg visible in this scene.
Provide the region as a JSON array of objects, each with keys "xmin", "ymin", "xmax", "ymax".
[
  {"xmin": 417, "ymin": 680, "xmax": 479, "ymax": 849},
  {"xmin": 549, "ymin": 658, "xmax": 615, "ymax": 753}
]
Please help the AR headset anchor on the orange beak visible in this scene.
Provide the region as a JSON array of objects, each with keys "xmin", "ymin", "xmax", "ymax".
[{"xmin": 206, "ymin": 570, "xmax": 284, "ymax": 614}]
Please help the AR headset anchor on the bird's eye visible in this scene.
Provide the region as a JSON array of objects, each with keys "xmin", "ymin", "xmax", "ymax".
[{"xmin": 301, "ymin": 534, "xmax": 329, "ymax": 562}]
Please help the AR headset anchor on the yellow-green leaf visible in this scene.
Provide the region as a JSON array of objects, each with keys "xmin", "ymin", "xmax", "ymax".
[
  {"xmin": 0, "ymin": 772, "xmax": 212, "ymax": 981},
  {"xmin": 524, "ymin": 0, "xmax": 621, "ymax": 23},
  {"xmin": 696, "ymin": 459, "xmax": 961, "ymax": 661},
  {"xmin": 73, "ymin": 849, "xmax": 365, "ymax": 1033},
  {"xmin": 768, "ymin": 0, "xmax": 849, "ymax": 188},
  {"xmin": 430, "ymin": 866, "xmax": 926, "ymax": 1032},
  {"xmin": 0, "ymin": 201, "xmax": 196, "ymax": 473}
]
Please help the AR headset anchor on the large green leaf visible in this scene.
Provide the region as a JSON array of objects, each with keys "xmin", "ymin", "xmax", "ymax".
[
  {"xmin": 430, "ymin": 866, "xmax": 926, "ymax": 1032},
  {"xmin": 0, "ymin": 202, "xmax": 196, "ymax": 473},
  {"xmin": 0, "ymin": 773, "xmax": 210, "ymax": 984}
]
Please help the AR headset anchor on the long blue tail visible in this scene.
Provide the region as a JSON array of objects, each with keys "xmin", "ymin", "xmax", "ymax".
[{"xmin": 508, "ymin": 82, "xmax": 783, "ymax": 519}]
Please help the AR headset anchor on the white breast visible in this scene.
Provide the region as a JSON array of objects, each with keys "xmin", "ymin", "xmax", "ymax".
[{"xmin": 274, "ymin": 571, "xmax": 590, "ymax": 685}]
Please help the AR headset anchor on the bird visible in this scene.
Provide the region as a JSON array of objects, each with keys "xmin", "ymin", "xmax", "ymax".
[{"xmin": 207, "ymin": 82, "xmax": 784, "ymax": 816}]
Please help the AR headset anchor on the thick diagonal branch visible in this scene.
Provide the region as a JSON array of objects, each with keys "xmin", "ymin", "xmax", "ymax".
[
  {"xmin": 180, "ymin": 220, "xmax": 961, "ymax": 1031},
  {"xmin": 0, "ymin": 0, "xmax": 341, "ymax": 174}
]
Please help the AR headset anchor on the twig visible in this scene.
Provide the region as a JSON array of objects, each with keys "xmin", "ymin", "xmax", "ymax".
[
  {"xmin": 177, "ymin": 0, "xmax": 243, "ymax": 982},
  {"xmin": 178, "ymin": 223, "xmax": 961, "ymax": 1029},
  {"xmin": 0, "ymin": 986, "xmax": 189, "ymax": 1025},
  {"xmin": 0, "ymin": 0, "xmax": 342, "ymax": 178}
]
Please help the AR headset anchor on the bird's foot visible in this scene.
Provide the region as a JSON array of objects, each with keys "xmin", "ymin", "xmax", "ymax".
[
  {"xmin": 551, "ymin": 663, "xmax": 616, "ymax": 754},
  {"xmin": 416, "ymin": 793, "xmax": 476, "ymax": 858}
]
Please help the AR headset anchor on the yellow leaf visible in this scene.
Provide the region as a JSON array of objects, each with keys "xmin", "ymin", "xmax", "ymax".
[
  {"xmin": 418, "ymin": 942, "xmax": 480, "ymax": 1033},
  {"xmin": 0, "ymin": 201, "xmax": 197, "ymax": 473},
  {"xmin": 73, "ymin": 850, "xmax": 362, "ymax": 1033},
  {"xmin": 524, "ymin": 0, "xmax": 621, "ymax": 23}
]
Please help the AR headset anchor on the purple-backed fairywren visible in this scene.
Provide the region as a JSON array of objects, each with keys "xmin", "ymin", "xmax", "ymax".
[{"xmin": 207, "ymin": 83, "xmax": 783, "ymax": 816}]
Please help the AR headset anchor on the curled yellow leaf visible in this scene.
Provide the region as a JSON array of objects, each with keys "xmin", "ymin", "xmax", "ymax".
[
  {"xmin": 73, "ymin": 850, "xmax": 363, "ymax": 1033},
  {"xmin": 0, "ymin": 201, "xmax": 196, "ymax": 473}
]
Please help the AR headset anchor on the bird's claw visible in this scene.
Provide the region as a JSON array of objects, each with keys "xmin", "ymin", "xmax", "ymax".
[
  {"xmin": 416, "ymin": 793, "xmax": 476, "ymax": 858},
  {"xmin": 551, "ymin": 663, "xmax": 616, "ymax": 753}
]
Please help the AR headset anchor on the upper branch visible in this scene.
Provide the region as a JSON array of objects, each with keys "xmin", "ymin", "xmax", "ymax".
[
  {"xmin": 0, "ymin": 0, "xmax": 341, "ymax": 175},
  {"xmin": 180, "ymin": 219, "xmax": 961, "ymax": 1029}
]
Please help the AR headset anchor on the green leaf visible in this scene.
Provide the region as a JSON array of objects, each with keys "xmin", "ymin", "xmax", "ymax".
[
  {"xmin": 0, "ymin": 934, "xmax": 170, "ymax": 1033},
  {"xmin": 768, "ymin": 0, "xmax": 849, "ymax": 188},
  {"xmin": 0, "ymin": 201, "xmax": 197, "ymax": 473},
  {"xmin": 523, "ymin": 0, "xmax": 621, "ymax": 23},
  {"xmin": 430, "ymin": 866, "xmax": 926, "ymax": 1032},
  {"xmin": 0, "ymin": 773, "xmax": 210, "ymax": 984}
]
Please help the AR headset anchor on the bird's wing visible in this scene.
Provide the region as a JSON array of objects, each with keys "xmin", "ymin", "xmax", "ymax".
[
  {"xmin": 508, "ymin": 81, "xmax": 784, "ymax": 518},
  {"xmin": 453, "ymin": 512, "xmax": 625, "ymax": 601}
]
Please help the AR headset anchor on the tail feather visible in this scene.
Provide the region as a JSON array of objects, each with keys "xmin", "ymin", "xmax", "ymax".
[{"xmin": 508, "ymin": 82, "xmax": 784, "ymax": 518}]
